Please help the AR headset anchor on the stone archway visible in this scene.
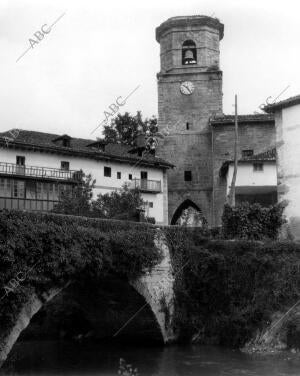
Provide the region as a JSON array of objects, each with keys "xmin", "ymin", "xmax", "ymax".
[
  {"xmin": 0, "ymin": 230, "xmax": 176, "ymax": 367},
  {"xmin": 171, "ymin": 199, "xmax": 205, "ymax": 226}
]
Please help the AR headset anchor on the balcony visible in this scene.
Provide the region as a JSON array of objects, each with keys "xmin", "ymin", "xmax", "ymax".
[
  {"xmin": 129, "ymin": 179, "xmax": 161, "ymax": 193},
  {"xmin": 0, "ymin": 162, "xmax": 82, "ymax": 182}
]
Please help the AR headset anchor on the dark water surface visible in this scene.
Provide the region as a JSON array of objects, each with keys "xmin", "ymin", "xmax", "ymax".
[{"xmin": 2, "ymin": 340, "xmax": 300, "ymax": 376}]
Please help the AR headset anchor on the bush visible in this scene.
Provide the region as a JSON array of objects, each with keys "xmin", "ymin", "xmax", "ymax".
[
  {"xmin": 221, "ymin": 202, "xmax": 286, "ymax": 240},
  {"xmin": 164, "ymin": 229, "xmax": 300, "ymax": 347}
]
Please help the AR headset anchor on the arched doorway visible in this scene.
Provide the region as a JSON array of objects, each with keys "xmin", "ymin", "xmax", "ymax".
[{"xmin": 171, "ymin": 199, "xmax": 205, "ymax": 226}]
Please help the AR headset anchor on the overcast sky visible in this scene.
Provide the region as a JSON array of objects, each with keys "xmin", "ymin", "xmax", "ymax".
[{"xmin": 1, "ymin": 0, "xmax": 299, "ymax": 139}]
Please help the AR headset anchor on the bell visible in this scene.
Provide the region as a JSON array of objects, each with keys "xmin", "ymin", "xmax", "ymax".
[{"xmin": 184, "ymin": 49, "xmax": 194, "ymax": 60}]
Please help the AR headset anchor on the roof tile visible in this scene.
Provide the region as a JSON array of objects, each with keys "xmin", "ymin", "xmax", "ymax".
[{"xmin": 0, "ymin": 129, "xmax": 173, "ymax": 168}]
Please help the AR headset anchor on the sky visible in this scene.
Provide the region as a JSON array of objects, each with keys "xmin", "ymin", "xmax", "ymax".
[{"xmin": 0, "ymin": 0, "xmax": 300, "ymax": 140}]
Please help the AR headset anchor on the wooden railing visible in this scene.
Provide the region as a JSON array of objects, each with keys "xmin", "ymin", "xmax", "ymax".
[
  {"xmin": 129, "ymin": 179, "xmax": 161, "ymax": 193},
  {"xmin": 0, "ymin": 197, "xmax": 59, "ymax": 212},
  {"xmin": 0, "ymin": 162, "xmax": 82, "ymax": 181}
]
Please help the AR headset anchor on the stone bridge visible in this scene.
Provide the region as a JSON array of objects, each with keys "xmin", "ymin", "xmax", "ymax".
[{"xmin": 0, "ymin": 229, "xmax": 176, "ymax": 367}]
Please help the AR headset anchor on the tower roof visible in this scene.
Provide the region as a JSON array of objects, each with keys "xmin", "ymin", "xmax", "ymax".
[{"xmin": 156, "ymin": 15, "xmax": 224, "ymax": 42}]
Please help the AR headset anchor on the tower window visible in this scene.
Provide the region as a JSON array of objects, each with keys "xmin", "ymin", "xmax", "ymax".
[
  {"xmin": 186, "ymin": 122, "xmax": 190, "ymax": 130},
  {"xmin": 104, "ymin": 166, "xmax": 111, "ymax": 177},
  {"xmin": 184, "ymin": 171, "xmax": 192, "ymax": 181},
  {"xmin": 182, "ymin": 40, "xmax": 197, "ymax": 65}
]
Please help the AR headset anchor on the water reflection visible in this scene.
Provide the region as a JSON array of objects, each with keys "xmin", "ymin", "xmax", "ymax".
[{"xmin": 2, "ymin": 340, "xmax": 300, "ymax": 376}]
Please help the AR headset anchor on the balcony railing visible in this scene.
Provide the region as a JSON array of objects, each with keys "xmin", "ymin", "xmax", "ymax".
[
  {"xmin": 0, "ymin": 197, "xmax": 59, "ymax": 212},
  {"xmin": 129, "ymin": 179, "xmax": 161, "ymax": 193},
  {"xmin": 0, "ymin": 162, "xmax": 82, "ymax": 181}
]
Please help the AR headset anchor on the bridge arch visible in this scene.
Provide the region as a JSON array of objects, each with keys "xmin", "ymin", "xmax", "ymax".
[
  {"xmin": 0, "ymin": 230, "xmax": 176, "ymax": 367},
  {"xmin": 171, "ymin": 199, "xmax": 205, "ymax": 226}
]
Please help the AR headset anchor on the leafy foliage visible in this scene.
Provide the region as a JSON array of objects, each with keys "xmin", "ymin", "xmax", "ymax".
[
  {"xmin": 221, "ymin": 202, "xmax": 286, "ymax": 240},
  {"xmin": 92, "ymin": 184, "xmax": 145, "ymax": 221},
  {"xmin": 163, "ymin": 227, "xmax": 300, "ymax": 347},
  {"xmin": 53, "ymin": 172, "xmax": 95, "ymax": 216},
  {"xmin": 0, "ymin": 211, "xmax": 160, "ymax": 339},
  {"xmin": 53, "ymin": 175, "xmax": 152, "ymax": 223},
  {"xmin": 103, "ymin": 111, "xmax": 157, "ymax": 146}
]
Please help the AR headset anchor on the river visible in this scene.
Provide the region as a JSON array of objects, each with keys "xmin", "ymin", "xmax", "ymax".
[{"xmin": 2, "ymin": 340, "xmax": 300, "ymax": 375}]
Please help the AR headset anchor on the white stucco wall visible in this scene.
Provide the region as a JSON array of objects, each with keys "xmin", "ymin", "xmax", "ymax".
[
  {"xmin": 226, "ymin": 162, "xmax": 277, "ymax": 195},
  {"xmin": 0, "ymin": 147, "xmax": 167, "ymax": 224},
  {"xmin": 275, "ymin": 103, "xmax": 300, "ymax": 238}
]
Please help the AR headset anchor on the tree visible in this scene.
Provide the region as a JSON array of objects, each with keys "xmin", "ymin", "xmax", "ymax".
[
  {"xmin": 91, "ymin": 184, "xmax": 146, "ymax": 221},
  {"xmin": 102, "ymin": 111, "xmax": 158, "ymax": 146},
  {"xmin": 53, "ymin": 172, "xmax": 95, "ymax": 216}
]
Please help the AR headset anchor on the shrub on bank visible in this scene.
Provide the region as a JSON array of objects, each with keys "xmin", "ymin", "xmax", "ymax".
[
  {"xmin": 221, "ymin": 202, "xmax": 286, "ymax": 240},
  {"xmin": 163, "ymin": 227, "xmax": 300, "ymax": 347}
]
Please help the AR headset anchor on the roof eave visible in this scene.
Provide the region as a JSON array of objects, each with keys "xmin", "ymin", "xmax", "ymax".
[{"xmin": 0, "ymin": 139, "xmax": 173, "ymax": 169}]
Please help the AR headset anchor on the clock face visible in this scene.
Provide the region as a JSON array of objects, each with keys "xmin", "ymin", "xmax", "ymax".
[{"xmin": 180, "ymin": 81, "xmax": 194, "ymax": 95}]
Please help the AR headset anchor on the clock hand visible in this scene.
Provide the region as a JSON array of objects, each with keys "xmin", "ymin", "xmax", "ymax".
[{"xmin": 182, "ymin": 84, "xmax": 191, "ymax": 94}]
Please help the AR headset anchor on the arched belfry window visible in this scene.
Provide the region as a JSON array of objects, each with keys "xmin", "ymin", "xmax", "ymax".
[{"xmin": 182, "ymin": 40, "xmax": 197, "ymax": 65}]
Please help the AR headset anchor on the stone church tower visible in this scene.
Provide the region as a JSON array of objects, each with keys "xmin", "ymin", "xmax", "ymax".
[{"xmin": 155, "ymin": 16, "xmax": 224, "ymax": 225}]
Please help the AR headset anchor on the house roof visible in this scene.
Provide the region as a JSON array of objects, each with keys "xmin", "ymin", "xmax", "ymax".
[
  {"xmin": 219, "ymin": 147, "xmax": 276, "ymax": 177},
  {"xmin": 210, "ymin": 113, "xmax": 274, "ymax": 126},
  {"xmin": 263, "ymin": 95, "xmax": 300, "ymax": 113},
  {"xmin": 0, "ymin": 129, "xmax": 173, "ymax": 169},
  {"xmin": 241, "ymin": 147, "xmax": 276, "ymax": 162}
]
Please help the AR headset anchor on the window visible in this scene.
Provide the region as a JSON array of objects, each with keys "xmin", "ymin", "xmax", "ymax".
[
  {"xmin": 0, "ymin": 179, "xmax": 5, "ymax": 196},
  {"xmin": 128, "ymin": 174, "xmax": 132, "ymax": 180},
  {"xmin": 16, "ymin": 156, "xmax": 25, "ymax": 175},
  {"xmin": 141, "ymin": 171, "xmax": 148, "ymax": 180},
  {"xmin": 253, "ymin": 163, "xmax": 264, "ymax": 172},
  {"xmin": 5, "ymin": 179, "xmax": 11, "ymax": 197},
  {"xmin": 182, "ymin": 40, "xmax": 197, "ymax": 65},
  {"xmin": 58, "ymin": 184, "xmax": 72, "ymax": 200},
  {"xmin": 62, "ymin": 138, "xmax": 70, "ymax": 147},
  {"xmin": 36, "ymin": 182, "xmax": 44, "ymax": 200},
  {"xmin": 242, "ymin": 150, "xmax": 254, "ymax": 158},
  {"xmin": 13, "ymin": 180, "xmax": 25, "ymax": 198},
  {"xmin": 25, "ymin": 181, "xmax": 36, "ymax": 199},
  {"xmin": 186, "ymin": 122, "xmax": 190, "ymax": 130},
  {"xmin": 16, "ymin": 156, "xmax": 25, "ymax": 166},
  {"xmin": 149, "ymin": 202, "xmax": 153, "ymax": 208},
  {"xmin": 104, "ymin": 166, "xmax": 111, "ymax": 177},
  {"xmin": 184, "ymin": 171, "xmax": 192, "ymax": 181},
  {"xmin": 61, "ymin": 161, "xmax": 70, "ymax": 171},
  {"xmin": 117, "ymin": 172, "xmax": 121, "ymax": 179}
]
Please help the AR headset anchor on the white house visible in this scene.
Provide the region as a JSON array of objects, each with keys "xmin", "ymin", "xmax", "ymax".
[
  {"xmin": 264, "ymin": 95, "xmax": 300, "ymax": 239},
  {"xmin": 220, "ymin": 147, "xmax": 277, "ymax": 206},
  {"xmin": 0, "ymin": 130, "xmax": 172, "ymax": 225}
]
